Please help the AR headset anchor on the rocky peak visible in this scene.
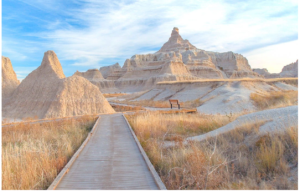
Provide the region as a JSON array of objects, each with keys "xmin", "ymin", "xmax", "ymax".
[
  {"xmin": 113, "ymin": 62, "xmax": 121, "ymax": 68},
  {"xmin": 158, "ymin": 27, "xmax": 196, "ymax": 52},
  {"xmin": 2, "ymin": 56, "xmax": 20, "ymax": 101},
  {"xmin": 39, "ymin": 50, "xmax": 65, "ymax": 79},
  {"xmin": 2, "ymin": 56, "xmax": 19, "ymax": 84},
  {"xmin": 170, "ymin": 27, "xmax": 181, "ymax": 41}
]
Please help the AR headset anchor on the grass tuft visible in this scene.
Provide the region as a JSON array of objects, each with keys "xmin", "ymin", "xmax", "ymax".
[{"xmin": 250, "ymin": 91, "xmax": 297, "ymax": 110}]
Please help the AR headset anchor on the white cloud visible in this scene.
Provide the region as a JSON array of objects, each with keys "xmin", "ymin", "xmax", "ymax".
[
  {"xmin": 3, "ymin": 0, "xmax": 298, "ymax": 73},
  {"xmin": 35, "ymin": 0, "xmax": 297, "ymax": 66},
  {"xmin": 245, "ymin": 40, "xmax": 298, "ymax": 73}
]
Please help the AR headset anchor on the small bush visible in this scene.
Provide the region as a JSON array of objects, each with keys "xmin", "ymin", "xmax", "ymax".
[{"xmin": 250, "ymin": 91, "xmax": 298, "ymax": 110}]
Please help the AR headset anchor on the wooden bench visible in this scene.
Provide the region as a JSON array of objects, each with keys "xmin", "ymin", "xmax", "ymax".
[{"xmin": 169, "ymin": 99, "xmax": 180, "ymax": 109}]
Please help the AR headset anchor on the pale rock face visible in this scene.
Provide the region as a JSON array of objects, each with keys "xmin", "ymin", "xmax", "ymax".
[
  {"xmin": 228, "ymin": 70, "xmax": 263, "ymax": 79},
  {"xmin": 253, "ymin": 68, "xmax": 270, "ymax": 76},
  {"xmin": 73, "ymin": 69, "xmax": 118, "ymax": 93},
  {"xmin": 159, "ymin": 27, "xmax": 197, "ymax": 52},
  {"xmin": 98, "ymin": 27, "xmax": 267, "ymax": 92},
  {"xmin": 187, "ymin": 66, "xmax": 225, "ymax": 79},
  {"xmin": 280, "ymin": 60, "xmax": 298, "ymax": 77},
  {"xmin": 45, "ymin": 75, "xmax": 114, "ymax": 118},
  {"xmin": 100, "ymin": 63, "xmax": 121, "ymax": 79},
  {"xmin": 253, "ymin": 60, "xmax": 298, "ymax": 78},
  {"xmin": 74, "ymin": 69, "xmax": 104, "ymax": 81},
  {"xmin": 207, "ymin": 51, "xmax": 252, "ymax": 72},
  {"xmin": 2, "ymin": 56, "xmax": 20, "ymax": 103},
  {"xmin": 3, "ymin": 50, "xmax": 114, "ymax": 119}
]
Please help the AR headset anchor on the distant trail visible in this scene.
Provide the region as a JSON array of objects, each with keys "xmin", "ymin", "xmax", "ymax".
[{"xmin": 49, "ymin": 113, "xmax": 165, "ymax": 190}]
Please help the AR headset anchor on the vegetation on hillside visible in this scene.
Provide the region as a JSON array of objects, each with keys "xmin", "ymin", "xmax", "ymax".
[
  {"xmin": 250, "ymin": 91, "xmax": 298, "ymax": 110},
  {"xmin": 2, "ymin": 115, "xmax": 98, "ymax": 190},
  {"xmin": 103, "ymin": 93, "xmax": 128, "ymax": 98},
  {"xmin": 113, "ymin": 99, "xmax": 204, "ymax": 109},
  {"xmin": 126, "ymin": 112, "xmax": 298, "ymax": 190}
]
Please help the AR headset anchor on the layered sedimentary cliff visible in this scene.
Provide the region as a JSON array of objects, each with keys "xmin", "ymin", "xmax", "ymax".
[{"xmin": 102, "ymin": 27, "xmax": 261, "ymax": 88}]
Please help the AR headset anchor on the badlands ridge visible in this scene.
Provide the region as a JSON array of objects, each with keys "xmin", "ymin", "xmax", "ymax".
[
  {"xmin": 2, "ymin": 51, "xmax": 114, "ymax": 119},
  {"xmin": 2, "ymin": 28, "xmax": 298, "ymax": 119}
]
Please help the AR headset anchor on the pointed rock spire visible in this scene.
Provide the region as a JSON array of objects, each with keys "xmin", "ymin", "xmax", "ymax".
[
  {"xmin": 158, "ymin": 27, "xmax": 196, "ymax": 52},
  {"xmin": 2, "ymin": 56, "xmax": 20, "ymax": 102}
]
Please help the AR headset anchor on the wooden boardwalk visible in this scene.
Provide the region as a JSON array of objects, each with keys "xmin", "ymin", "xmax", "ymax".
[{"xmin": 52, "ymin": 113, "xmax": 164, "ymax": 190}]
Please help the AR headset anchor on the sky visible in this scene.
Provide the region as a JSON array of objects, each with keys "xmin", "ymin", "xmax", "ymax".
[{"xmin": 2, "ymin": 0, "xmax": 298, "ymax": 80}]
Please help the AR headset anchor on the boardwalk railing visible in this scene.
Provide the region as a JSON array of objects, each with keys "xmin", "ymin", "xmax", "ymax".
[
  {"xmin": 47, "ymin": 116, "xmax": 101, "ymax": 190},
  {"xmin": 122, "ymin": 114, "xmax": 167, "ymax": 190}
]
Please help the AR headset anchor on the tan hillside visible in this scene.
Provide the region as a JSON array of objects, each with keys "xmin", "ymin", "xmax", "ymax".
[
  {"xmin": 3, "ymin": 51, "xmax": 114, "ymax": 119},
  {"xmin": 74, "ymin": 69, "xmax": 104, "ymax": 81},
  {"xmin": 73, "ymin": 69, "xmax": 118, "ymax": 93},
  {"xmin": 2, "ymin": 56, "xmax": 20, "ymax": 103}
]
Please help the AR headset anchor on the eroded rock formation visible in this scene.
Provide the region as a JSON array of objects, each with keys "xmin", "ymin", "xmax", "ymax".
[
  {"xmin": 2, "ymin": 56, "xmax": 20, "ymax": 104},
  {"xmin": 74, "ymin": 69, "xmax": 104, "ymax": 81},
  {"xmin": 100, "ymin": 63, "xmax": 121, "ymax": 79},
  {"xmin": 280, "ymin": 60, "xmax": 298, "ymax": 77},
  {"xmin": 74, "ymin": 69, "xmax": 118, "ymax": 93},
  {"xmin": 3, "ymin": 51, "xmax": 114, "ymax": 119},
  {"xmin": 102, "ymin": 27, "xmax": 260, "ymax": 88},
  {"xmin": 253, "ymin": 60, "xmax": 298, "ymax": 78}
]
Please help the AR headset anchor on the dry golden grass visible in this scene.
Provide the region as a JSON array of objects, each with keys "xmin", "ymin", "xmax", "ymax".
[
  {"xmin": 157, "ymin": 77, "xmax": 298, "ymax": 85},
  {"xmin": 2, "ymin": 115, "xmax": 98, "ymax": 190},
  {"xmin": 250, "ymin": 91, "xmax": 298, "ymax": 110},
  {"xmin": 126, "ymin": 112, "xmax": 233, "ymax": 142},
  {"xmin": 2, "ymin": 118, "xmax": 11, "ymax": 124},
  {"xmin": 103, "ymin": 93, "xmax": 128, "ymax": 98},
  {"xmin": 114, "ymin": 99, "xmax": 203, "ymax": 108},
  {"xmin": 111, "ymin": 104, "xmax": 146, "ymax": 112},
  {"xmin": 126, "ymin": 112, "xmax": 298, "ymax": 190},
  {"xmin": 113, "ymin": 100, "xmax": 169, "ymax": 108}
]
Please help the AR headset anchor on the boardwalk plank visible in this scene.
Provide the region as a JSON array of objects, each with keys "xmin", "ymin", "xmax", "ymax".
[{"xmin": 55, "ymin": 113, "xmax": 159, "ymax": 190}]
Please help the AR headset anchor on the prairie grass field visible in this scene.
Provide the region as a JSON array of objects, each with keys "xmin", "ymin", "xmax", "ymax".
[
  {"xmin": 2, "ymin": 115, "xmax": 98, "ymax": 190},
  {"xmin": 126, "ymin": 111, "xmax": 298, "ymax": 190}
]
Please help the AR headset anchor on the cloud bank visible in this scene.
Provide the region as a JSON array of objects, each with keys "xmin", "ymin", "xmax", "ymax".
[{"xmin": 2, "ymin": 0, "xmax": 298, "ymax": 78}]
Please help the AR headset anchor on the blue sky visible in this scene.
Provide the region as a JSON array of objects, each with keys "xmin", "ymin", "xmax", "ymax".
[{"xmin": 2, "ymin": 0, "xmax": 298, "ymax": 80}]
